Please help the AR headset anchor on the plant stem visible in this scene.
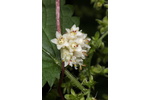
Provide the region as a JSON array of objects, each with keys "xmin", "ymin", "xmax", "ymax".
[
  {"xmin": 56, "ymin": 0, "xmax": 61, "ymax": 33},
  {"xmin": 87, "ymin": 89, "xmax": 91, "ymax": 98},
  {"xmin": 58, "ymin": 62, "xmax": 65, "ymax": 100},
  {"xmin": 100, "ymin": 31, "xmax": 108, "ymax": 40},
  {"xmin": 65, "ymin": 70, "xmax": 87, "ymax": 92},
  {"xmin": 56, "ymin": 0, "xmax": 64, "ymax": 100}
]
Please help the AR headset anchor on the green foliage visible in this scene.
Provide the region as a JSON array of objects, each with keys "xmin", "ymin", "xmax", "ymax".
[
  {"xmin": 91, "ymin": 32, "xmax": 102, "ymax": 49},
  {"xmin": 61, "ymin": 79, "xmax": 73, "ymax": 94},
  {"xmin": 64, "ymin": 70, "xmax": 87, "ymax": 92},
  {"xmin": 42, "ymin": 0, "xmax": 61, "ymax": 87},
  {"xmin": 64, "ymin": 88, "xmax": 97, "ymax": 100},
  {"xmin": 91, "ymin": 65, "xmax": 108, "ymax": 76},
  {"xmin": 64, "ymin": 90, "xmax": 85, "ymax": 100},
  {"xmin": 96, "ymin": 16, "xmax": 108, "ymax": 34},
  {"xmin": 91, "ymin": 0, "xmax": 108, "ymax": 10},
  {"xmin": 43, "ymin": 89, "xmax": 59, "ymax": 100},
  {"xmin": 42, "ymin": 29, "xmax": 61, "ymax": 87}
]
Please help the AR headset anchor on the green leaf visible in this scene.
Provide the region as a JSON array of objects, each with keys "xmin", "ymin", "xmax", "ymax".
[
  {"xmin": 65, "ymin": 94, "xmax": 70, "ymax": 99},
  {"xmin": 86, "ymin": 97, "xmax": 92, "ymax": 100},
  {"xmin": 42, "ymin": 50, "xmax": 61, "ymax": 87},
  {"xmin": 80, "ymin": 97, "xmax": 85, "ymax": 100},
  {"xmin": 71, "ymin": 89, "xmax": 76, "ymax": 96},
  {"xmin": 94, "ymin": 31, "xmax": 100, "ymax": 40},
  {"xmin": 43, "ymin": 89, "xmax": 59, "ymax": 100},
  {"xmin": 104, "ymin": 68, "xmax": 108, "ymax": 74},
  {"xmin": 42, "ymin": 0, "xmax": 61, "ymax": 87},
  {"xmin": 42, "ymin": 26, "xmax": 61, "ymax": 87},
  {"xmin": 42, "ymin": 0, "xmax": 80, "ymax": 87}
]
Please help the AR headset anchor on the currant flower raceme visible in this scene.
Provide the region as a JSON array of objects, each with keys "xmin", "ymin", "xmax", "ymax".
[{"xmin": 51, "ymin": 24, "xmax": 91, "ymax": 69}]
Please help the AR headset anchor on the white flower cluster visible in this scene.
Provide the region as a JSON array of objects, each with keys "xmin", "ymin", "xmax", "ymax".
[{"xmin": 51, "ymin": 25, "xmax": 91, "ymax": 69}]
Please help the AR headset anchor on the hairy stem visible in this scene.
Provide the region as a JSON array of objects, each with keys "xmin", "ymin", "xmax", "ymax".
[
  {"xmin": 56, "ymin": 0, "xmax": 64, "ymax": 100},
  {"xmin": 56, "ymin": 0, "xmax": 61, "ymax": 33},
  {"xmin": 65, "ymin": 70, "xmax": 87, "ymax": 92}
]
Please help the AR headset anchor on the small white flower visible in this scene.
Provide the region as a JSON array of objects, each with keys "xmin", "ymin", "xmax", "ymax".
[
  {"xmin": 83, "ymin": 38, "xmax": 91, "ymax": 50},
  {"xmin": 73, "ymin": 50, "xmax": 87, "ymax": 59},
  {"xmin": 75, "ymin": 34, "xmax": 87, "ymax": 45},
  {"xmin": 51, "ymin": 31, "xmax": 69, "ymax": 49},
  {"xmin": 75, "ymin": 35, "xmax": 91, "ymax": 51},
  {"xmin": 66, "ymin": 24, "xmax": 79, "ymax": 34},
  {"xmin": 67, "ymin": 40, "xmax": 82, "ymax": 52},
  {"xmin": 72, "ymin": 58, "xmax": 83, "ymax": 70},
  {"xmin": 65, "ymin": 24, "xmax": 82, "ymax": 39}
]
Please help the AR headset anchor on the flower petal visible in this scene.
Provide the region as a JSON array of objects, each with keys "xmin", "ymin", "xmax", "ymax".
[
  {"xmin": 74, "ymin": 66, "xmax": 78, "ymax": 70},
  {"xmin": 51, "ymin": 38, "xmax": 57, "ymax": 44},
  {"xmin": 56, "ymin": 31, "xmax": 61, "ymax": 38},
  {"xmin": 86, "ymin": 38, "xmax": 91, "ymax": 41},
  {"xmin": 64, "ymin": 62, "xmax": 68, "ymax": 67},
  {"xmin": 74, "ymin": 51, "xmax": 83, "ymax": 58},
  {"xmin": 76, "ymin": 45, "xmax": 82, "ymax": 51},
  {"xmin": 72, "ymin": 56, "xmax": 76, "ymax": 61},
  {"xmin": 83, "ymin": 34, "xmax": 87, "ymax": 39},
  {"xmin": 65, "ymin": 28, "xmax": 70, "ymax": 33},
  {"xmin": 57, "ymin": 45, "xmax": 62, "ymax": 49},
  {"xmin": 71, "ymin": 24, "xmax": 79, "ymax": 31},
  {"xmin": 69, "ymin": 61, "xmax": 73, "ymax": 67},
  {"xmin": 75, "ymin": 38, "xmax": 83, "ymax": 44},
  {"xmin": 77, "ymin": 31, "xmax": 82, "ymax": 36},
  {"xmin": 71, "ymin": 24, "xmax": 76, "ymax": 30}
]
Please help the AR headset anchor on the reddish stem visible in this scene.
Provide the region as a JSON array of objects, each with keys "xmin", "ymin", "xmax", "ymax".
[
  {"xmin": 58, "ymin": 62, "xmax": 65, "ymax": 100},
  {"xmin": 56, "ymin": 0, "xmax": 61, "ymax": 33},
  {"xmin": 56, "ymin": 0, "xmax": 64, "ymax": 100}
]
